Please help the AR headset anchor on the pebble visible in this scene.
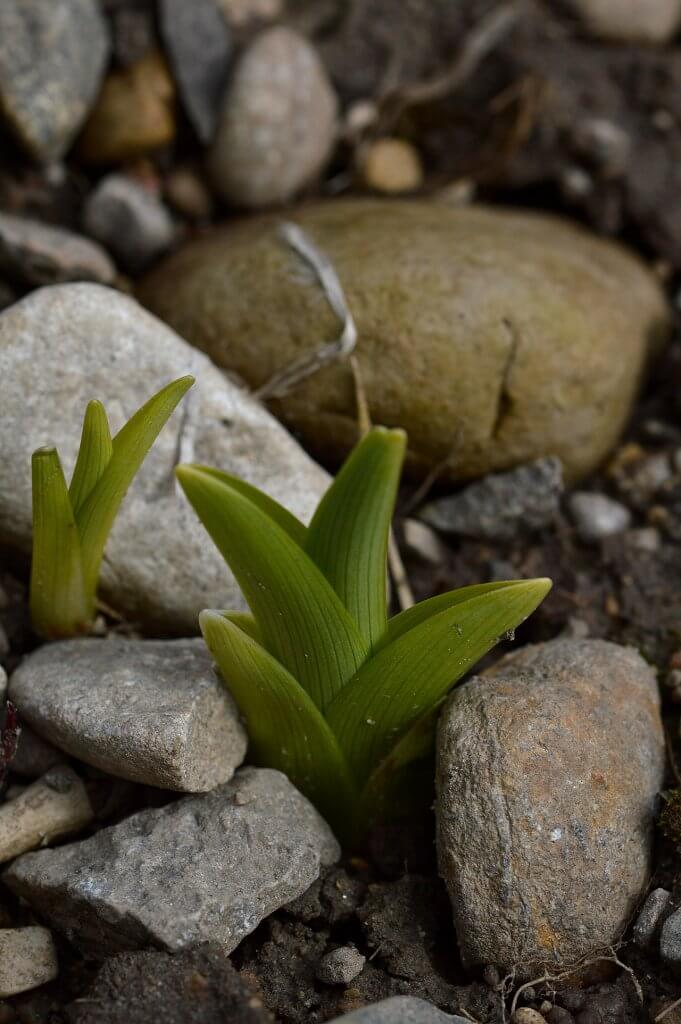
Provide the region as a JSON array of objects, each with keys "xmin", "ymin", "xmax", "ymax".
[
  {"xmin": 564, "ymin": 0, "xmax": 681, "ymax": 43},
  {"xmin": 0, "ymin": 212, "xmax": 115, "ymax": 287},
  {"xmin": 82, "ymin": 175, "xmax": 175, "ymax": 274},
  {"xmin": 77, "ymin": 51, "xmax": 176, "ymax": 164},
  {"xmin": 626, "ymin": 526, "xmax": 661, "ymax": 552},
  {"xmin": 0, "ymin": 0, "xmax": 109, "ymax": 162},
  {"xmin": 159, "ymin": 0, "xmax": 231, "ymax": 143},
  {"xmin": 436, "ymin": 638, "xmax": 664, "ymax": 971},
  {"xmin": 3, "ymin": 768, "xmax": 339, "ymax": 957},
  {"xmin": 0, "ymin": 282, "xmax": 329, "ymax": 635},
  {"xmin": 327, "ymin": 999, "xmax": 469, "ymax": 1023},
  {"xmin": 0, "ymin": 766, "xmax": 93, "ymax": 864},
  {"xmin": 420, "ymin": 458, "xmax": 563, "ymax": 542},
  {"xmin": 660, "ymin": 907, "xmax": 681, "ymax": 974},
  {"xmin": 632, "ymin": 887, "xmax": 672, "ymax": 948},
  {"xmin": 401, "ymin": 519, "xmax": 449, "ymax": 565},
  {"xmin": 11, "ymin": 727, "xmax": 63, "ymax": 779},
  {"xmin": 0, "ymin": 927, "xmax": 58, "ymax": 998},
  {"xmin": 316, "ymin": 947, "xmax": 366, "ymax": 985},
  {"xmin": 164, "ymin": 167, "xmax": 214, "ymax": 221},
  {"xmin": 568, "ymin": 492, "xmax": 631, "ymax": 542},
  {"xmin": 140, "ymin": 200, "xmax": 670, "ymax": 483},
  {"xmin": 361, "ymin": 138, "xmax": 424, "ymax": 194},
  {"xmin": 10, "ymin": 637, "xmax": 247, "ymax": 791},
  {"xmin": 209, "ymin": 27, "xmax": 338, "ymax": 207},
  {"xmin": 512, "ymin": 1012, "xmax": 547, "ymax": 1024}
]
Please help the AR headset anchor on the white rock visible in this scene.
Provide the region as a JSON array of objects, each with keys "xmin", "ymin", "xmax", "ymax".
[
  {"xmin": 0, "ymin": 765, "xmax": 93, "ymax": 864},
  {"xmin": 209, "ymin": 27, "xmax": 337, "ymax": 207},
  {"xmin": 565, "ymin": 0, "xmax": 681, "ymax": 43},
  {"xmin": 568, "ymin": 491, "xmax": 631, "ymax": 542},
  {"xmin": 0, "ymin": 927, "xmax": 58, "ymax": 997},
  {"xmin": 0, "ymin": 283, "xmax": 330, "ymax": 634}
]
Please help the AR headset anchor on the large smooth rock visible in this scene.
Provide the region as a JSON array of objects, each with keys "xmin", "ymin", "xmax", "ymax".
[
  {"xmin": 139, "ymin": 201, "xmax": 670, "ymax": 483},
  {"xmin": 3, "ymin": 767, "xmax": 339, "ymax": 957},
  {"xmin": 436, "ymin": 638, "xmax": 664, "ymax": 972},
  {"xmin": 9, "ymin": 638, "xmax": 247, "ymax": 791},
  {"xmin": 0, "ymin": 283, "xmax": 329, "ymax": 635},
  {"xmin": 0, "ymin": 0, "xmax": 109, "ymax": 162}
]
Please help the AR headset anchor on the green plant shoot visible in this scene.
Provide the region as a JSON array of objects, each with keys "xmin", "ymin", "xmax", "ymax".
[
  {"xmin": 30, "ymin": 376, "xmax": 194, "ymax": 639},
  {"xmin": 176, "ymin": 429, "xmax": 551, "ymax": 844}
]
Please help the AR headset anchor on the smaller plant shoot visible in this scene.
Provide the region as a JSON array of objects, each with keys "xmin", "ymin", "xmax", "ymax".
[
  {"xmin": 177, "ymin": 428, "xmax": 551, "ymax": 845},
  {"xmin": 31, "ymin": 376, "xmax": 194, "ymax": 639}
]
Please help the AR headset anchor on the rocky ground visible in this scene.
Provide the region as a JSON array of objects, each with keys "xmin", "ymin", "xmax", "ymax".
[{"xmin": 0, "ymin": 0, "xmax": 680, "ymax": 1022}]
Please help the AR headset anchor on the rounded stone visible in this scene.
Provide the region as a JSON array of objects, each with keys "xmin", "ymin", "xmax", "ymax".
[
  {"xmin": 564, "ymin": 0, "xmax": 681, "ymax": 43},
  {"xmin": 316, "ymin": 946, "xmax": 366, "ymax": 985},
  {"xmin": 140, "ymin": 200, "xmax": 670, "ymax": 482},
  {"xmin": 0, "ymin": 927, "xmax": 58, "ymax": 998},
  {"xmin": 436, "ymin": 638, "xmax": 665, "ymax": 972},
  {"xmin": 208, "ymin": 27, "xmax": 338, "ymax": 207},
  {"xmin": 361, "ymin": 138, "xmax": 424, "ymax": 194}
]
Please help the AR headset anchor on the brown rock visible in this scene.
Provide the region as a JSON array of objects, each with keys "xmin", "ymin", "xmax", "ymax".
[
  {"xmin": 436, "ymin": 638, "xmax": 665, "ymax": 972},
  {"xmin": 77, "ymin": 51, "xmax": 176, "ymax": 164},
  {"xmin": 139, "ymin": 200, "xmax": 670, "ymax": 482}
]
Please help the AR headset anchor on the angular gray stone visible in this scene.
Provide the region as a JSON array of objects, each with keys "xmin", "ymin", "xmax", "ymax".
[
  {"xmin": 0, "ymin": 927, "xmax": 58, "ymax": 997},
  {"xmin": 0, "ymin": 0, "xmax": 109, "ymax": 162},
  {"xmin": 3, "ymin": 767, "xmax": 339, "ymax": 957},
  {"xmin": 436, "ymin": 639, "xmax": 665, "ymax": 972},
  {"xmin": 10, "ymin": 637, "xmax": 247, "ymax": 792},
  {"xmin": 82, "ymin": 175, "xmax": 175, "ymax": 275},
  {"xmin": 568, "ymin": 491, "xmax": 631, "ymax": 542},
  {"xmin": 0, "ymin": 213, "xmax": 116, "ymax": 287},
  {"xmin": 660, "ymin": 908, "xmax": 681, "ymax": 974},
  {"xmin": 420, "ymin": 458, "xmax": 563, "ymax": 542},
  {"xmin": 316, "ymin": 946, "xmax": 366, "ymax": 985},
  {"xmin": 159, "ymin": 0, "xmax": 231, "ymax": 143},
  {"xmin": 327, "ymin": 998, "xmax": 468, "ymax": 1023},
  {"xmin": 0, "ymin": 283, "xmax": 330, "ymax": 635},
  {"xmin": 632, "ymin": 888, "xmax": 672, "ymax": 949}
]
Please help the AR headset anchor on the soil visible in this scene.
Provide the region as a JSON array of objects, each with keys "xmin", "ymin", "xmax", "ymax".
[{"xmin": 1, "ymin": 0, "xmax": 681, "ymax": 1021}]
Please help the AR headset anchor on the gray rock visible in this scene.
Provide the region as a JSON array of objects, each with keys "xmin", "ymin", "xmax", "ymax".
[
  {"xmin": 82, "ymin": 175, "xmax": 175, "ymax": 275},
  {"xmin": 0, "ymin": 0, "xmax": 109, "ymax": 162},
  {"xmin": 420, "ymin": 458, "xmax": 563, "ymax": 542},
  {"xmin": 11, "ymin": 727, "xmax": 63, "ymax": 779},
  {"xmin": 3, "ymin": 767, "xmax": 340, "ymax": 957},
  {"xmin": 209, "ymin": 27, "xmax": 338, "ymax": 207},
  {"xmin": 316, "ymin": 946, "xmax": 366, "ymax": 985},
  {"xmin": 159, "ymin": 0, "xmax": 231, "ymax": 143},
  {"xmin": 0, "ymin": 283, "xmax": 330, "ymax": 635},
  {"xmin": 568, "ymin": 492, "xmax": 631, "ymax": 542},
  {"xmin": 660, "ymin": 907, "xmax": 681, "ymax": 974},
  {"xmin": 436, "ymin": 639, "xmax": 665, "ymax": 972},
  {"xmin": 10, "ymin": 637, "xmax": 247, "ymax": 791},
  {"xmin": 564, "ymin": 0, "xmax": 681, "ymax": 43},
  {"xmin": 326, "ymin": 998, "xmax": 467, "ymax": 1023},
  {"xmin": 0, "ymin": 213, "xmax": 115, "ymax": 287},
  {"xmin": 632, "ymin": 888, "xmax": 672, "ymax": 949},
  {"xmin": 0, "ymin": 927, "xmax": 58, "ymax": 997}
]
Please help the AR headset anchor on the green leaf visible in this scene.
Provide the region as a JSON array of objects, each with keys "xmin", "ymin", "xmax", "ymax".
[
  {"xmin": 30, "ymin": 448, "xmax": 90, "ymax": 638},
  {"xmin": 191, "ymin": 466, "xmax": 307, "ymax": 547},
  {"xmin": 305, "ymin": 428, "xmax": 406, "ymax": 649},
  {"xmin": 177, "ymin": 465, "xmax": 368, "ymax": 710},
  {"xmin": 200, "ymin": 610, "xmax": 356, "ymax": 833},
  {"xmin": 75, "ymin": 376, "xmax": 194, "ymax": 597},
  {"xmin": 68, "ymin": 400, "xmax": 113, "ymax": 516},
  {"xmin": 218, "ymin": 610, "xmax": 262, "ymax": 643},
  {"xmin": 326, "ymin": 578, "xmax": 552, "ymax": 782}
]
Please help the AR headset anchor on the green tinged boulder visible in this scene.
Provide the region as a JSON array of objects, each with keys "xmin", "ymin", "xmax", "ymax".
[{"xmin": 140, "ymin": 200, "xmax": 670, "ymax": 482}]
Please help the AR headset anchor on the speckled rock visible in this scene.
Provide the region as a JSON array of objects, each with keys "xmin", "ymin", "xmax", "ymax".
[
  {"xmin": 82, "ymin": 175, "xmax": 175, "ymax": 274},
  {"xmin": 0, "ymin": 0, "xmax": 109, "ymax": 162},
  {"xmin": 0, "ymin": 283, "xmax": 330, "ymax": 635},
  {"xmin": 140, "ymin": 200, "xmax": 670, "ymax": 483},
  {"xmin": 327, "ymin": 999, "xmax": 468, "ymax": 1024},
  {"xmin": 3, "ymin": 768, "xmax": 340, "ymax": 957},
  {"xmin": 208, "ymin": 27, "xmax": 337, "ymax": 207},
  {"xmin": 565, "ymin": 0, "xmax": 681, "ymax": 43},
  {"xmin": 0, "ymin": 927, "xmax": 58, "ymax": 998},
  {"xmin": 9, "ymin": 638, "xmax": 247, "ymax": 791},
  {"xmin": 436, "ymin": 638, "xmax": 664, "ymax": 972},
  {"xmin": 0, "ymin": 212, "xmax": 115, "ymax": 287}
]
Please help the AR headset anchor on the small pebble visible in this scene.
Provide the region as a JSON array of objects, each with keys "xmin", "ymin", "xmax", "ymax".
[
  {"xmin": 626, "ymin": 526, "xmax": 660, "ymax": 552},
  {"xmin": 660, "ymin": 907, "xmax": 681, "ymax": 973},
  {"xmin": 632, "ymin": 887, "xmax": 672, "ymax": 948},
  {"xmin": 571, "ymin": 118, "xmax": 631, "ymax": 178},
  {"xmin": 568, "ymin": 492, "xmax": 631, "ymax": 542},
  {"xmin": 316, "ymin": 947, "xmax": 366, "ymax": 986},
  {"xmin": 0, "ymin": 927, "xmax": 58, "ymax": 998},
  {"xmin": 401, "ymin": 519, "xmax": 448, "ymax": 565},
  {"xmin": 512, "ymin": 1009, "xmax": 546, "ymax": 1024},
  {"xmin": 361, "ymin": 138, "xmax": 423, "ymax": 195},
  {"xmin": 564, "ymin": 0, "xmax": 681, "ymax": 43},
  {"xmin": 82, "ymin": 174, "xmax": 175, "ymax": 274},
  {"xmin": 0, "ymin": 212, "xmax": 115, "ymax": 287},
  {"xmin": 165, "ymin": 167, "xmax": 214, "ymax": 221}
]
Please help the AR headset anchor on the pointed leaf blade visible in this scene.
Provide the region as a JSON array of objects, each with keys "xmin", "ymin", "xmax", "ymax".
[
  {"xmin": 305, "ymin": 428, "xmax": 406, "ymax": 649},
  {"xmin": 75, "ymin": 376, "xmax": 194, "ymax": 596},
  {"xmin": 177, "ymin": 466, "xmax": 368, "ymax": 710},
  {"xmin": 219, "ymin": 610, "xmax": 262, "ymax": 643},
  {"xmin": 68, "ymin": 400, "xmax": 113, "ymax": 515},
  {"xmin": 193, "ymin": 466, "xmax": 307, "ymax": 547},
  {"xmin": 200, "ymin": 610, "xmax": 356, "ymax": 833},
  {"xmin": 30, "ymin": 447, "xmax": 90, "ymax": 638},
  {"xmin": 326, "ymin": 578, "xmax": 552, "ymax": 782}
]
